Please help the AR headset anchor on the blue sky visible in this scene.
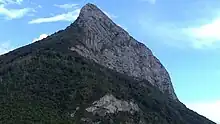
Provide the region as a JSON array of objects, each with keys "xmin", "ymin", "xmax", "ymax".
[{"xmin": 0, "ymin": 0, "xmax": 219, "ymax": 123}]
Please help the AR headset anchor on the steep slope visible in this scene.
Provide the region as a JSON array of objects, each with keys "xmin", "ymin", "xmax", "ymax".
[
  {"xmin": 70, "ymin": 3, "xmax": 177, "ymax": 100},
  {"xmin": 0, "ymin": 3, "xmax": 216, "ymax": 124},
  {"xmin": 0, "ymin": 48, "xmax": 215, "ymax": 124}
]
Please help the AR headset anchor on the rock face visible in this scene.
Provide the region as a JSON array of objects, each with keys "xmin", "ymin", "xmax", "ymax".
[
  {"xmin": 86, "ymin": 94, "xmax": 139, "ymax": 116},
  {"xmin": 0, "ymin": 3, "xmax": 216, "ymax": 122},
  {"xmin": 70, "ymin": 3, "xmax": 177, "ymax": 100}
]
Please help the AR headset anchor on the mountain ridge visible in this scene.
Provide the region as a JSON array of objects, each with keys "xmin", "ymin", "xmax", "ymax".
[
  {"xmin": 0, "ymin": 3, "xmax": 216, "ymax": 124},
  {"xmin": 69, "ymin": 3, "xmax": 178, "ymax": 100}
]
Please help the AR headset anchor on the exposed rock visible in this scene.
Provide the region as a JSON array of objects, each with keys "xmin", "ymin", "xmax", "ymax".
[
  {"xmin": 86, "ymin": 94, "xmax": 139, "ymax": 116},
  {"xmin": 0, "ymin": 3, "xmax": 216, "ymax": 124},
  {"xmin": 70, "ymin": 3, "xmax": 177, "ymax": 100}
]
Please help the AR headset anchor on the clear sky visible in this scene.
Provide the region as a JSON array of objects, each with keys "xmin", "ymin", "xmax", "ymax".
[{"xmin": 0, "ymin": 0, "xmax": 219, "ymax": 123}]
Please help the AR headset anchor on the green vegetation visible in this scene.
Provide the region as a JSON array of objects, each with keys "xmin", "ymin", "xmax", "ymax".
[
  {"xmin": 0, "ymin": 49, "xmax": 215, "ymax": 124},
  {"xmin": 0, "ymin": 22, "xmax": 215, "ymax": 124}
]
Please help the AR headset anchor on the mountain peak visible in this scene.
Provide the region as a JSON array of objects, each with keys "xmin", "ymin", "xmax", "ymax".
[
  {"xmin": 0, "ymin": 3, "xmax": 216, "ymax": 124},
  {"xmin": 69, "ymin": 3, "xmax": 178, "ymax": 100},
  {"xmin": 81, "ymin": 3, "xmax": 99, "ymax": 11},
  {"xmin": 78, "ymin": 3, "xmax": 111, "ymax": 22}
]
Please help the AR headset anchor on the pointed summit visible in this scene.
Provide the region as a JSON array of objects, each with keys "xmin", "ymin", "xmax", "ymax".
[
  {"xmin": 78, "ymin": 3, "xmax": 112, "ymax": 22},
  {"xmin": 0, "ymin": 3, "xmax": 216, "ymax": 124},
  {"xmin": 74, "ymin": 2, "xmax": 121, "ymax": 33},
  {"xmin": 69, "ymin": 4, "xmax": 178, "ymax": 100},
  {"xmin": 73, "ymin": 3, "xmax": 129, "ymax": 40}
]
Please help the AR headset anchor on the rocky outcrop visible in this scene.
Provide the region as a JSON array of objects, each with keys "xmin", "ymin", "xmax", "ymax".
[
  {"xmin": 70, "ymin": 3, "xmax": 177, "ymax": 100},
  {"xmin": 86, "ymin": 94, "xmax": 139, "ymax": 116}
]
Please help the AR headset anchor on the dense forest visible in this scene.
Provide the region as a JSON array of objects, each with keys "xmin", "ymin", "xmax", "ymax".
[{"xmin": 0, "ymin": 48, "xmax": 215, "ymax": 124}]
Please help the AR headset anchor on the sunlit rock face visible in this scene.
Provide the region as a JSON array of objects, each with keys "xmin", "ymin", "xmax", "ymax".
[
  {"xmin": 83, "ymin": 94, "xmax": 144, "ymax": 124},
  {"xmin": 70, "ymin": 3, "xmax": 177, "ymax": 100},
  {"xmin": 85, "ymin": 94, "xmax": 139, "ymax": 116}
]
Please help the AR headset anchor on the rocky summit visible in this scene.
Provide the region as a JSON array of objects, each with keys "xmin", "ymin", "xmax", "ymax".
[
  {"xmin": 0, "ymin": 3, "xmax": 216, "ymax": 124},
  {"xmin": 71, "ymin": 3, "xmax": 177, "ymax": 100}
]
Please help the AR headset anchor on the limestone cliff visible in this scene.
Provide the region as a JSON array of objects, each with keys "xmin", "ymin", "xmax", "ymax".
[
  {"xmin": 70, "ymin": 3, "xmax": 177, "ymax": 100},
  {"xmin": 0, "ymin": 3, "xmax": 216, "ymax": 124}
]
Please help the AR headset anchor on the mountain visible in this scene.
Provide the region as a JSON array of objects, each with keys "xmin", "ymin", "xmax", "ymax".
[
  {"xmin": 71, "ymin": 3, "xmax": 177, "ymax": 100},
  {"xmin": 0, "ymin": 3, "xmax": 216, "ymax": 124}
]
